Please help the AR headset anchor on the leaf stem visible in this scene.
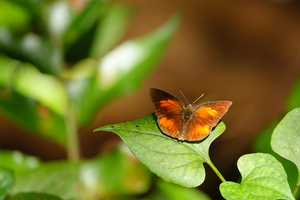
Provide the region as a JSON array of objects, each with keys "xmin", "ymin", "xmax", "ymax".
[
  {"xmin": 65, "ymin": 105, "xmax": 80, "ymax": 161},
  {"xmin": 206, "ymin": 157, "xmax": 226, "ymax": 183}
]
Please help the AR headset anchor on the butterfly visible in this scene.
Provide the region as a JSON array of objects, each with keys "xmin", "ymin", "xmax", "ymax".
[{"xmin": 149, "ymin": 88, "xmax": 232, "ymax": 141}]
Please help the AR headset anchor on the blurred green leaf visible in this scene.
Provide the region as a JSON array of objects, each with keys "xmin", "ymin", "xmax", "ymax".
[
  {"xmin": 13, "ymin": 161, "xmax": 80, "ymax": 200},
  {"xmin": 89, "ymin": 3, "xmax": 134, "ymax": 57},
  {"xmin": 0, "ymin": 167, "xmax": 14, "ymax": 199},
  {"xmin": 0, "ymin": 57, "xmax": 68, "ymax": 146},
  {"xmin": 271, "ymin": 108, "xmax": 300, "ymax": 195},
  {"xmin": 12, "ymin": 63, "xmax": 68, "ymax": 115},
  {"xmin": 80, "ymin": 143, "xmax": 151, "ymax": 199},
  {"xmin": 220, "ymin": 153, "xmax": 294, "ymax": 200},
  {"xmin": 0, "ymin": 0, "xmax": 31, "ymax": 32},
  {"xmin": 47, "ymin": 1, "xmax": 72, "ymax": 38},
  {"xmin": 0, "ymin": 29, "xmax": 63, "ymax": 74},
  {"xmin": 1, "ymin": 145, "xmax": 150, "ymax": 200},
  {"xmin": 73, "ymin": 14, "xmax": 182, "ymax": 125},
  {"xmin": 9, "ymin": 192, "xmax": 63, "ymax": 200},
  {"xmin": 95, "ymin": 113, "xmax": 226, "ymax": 188},
  {"xmin": 12, "ymin": 0, "xmax": 43, "ymax": 22},
  {"xmin": 62, "ymin": 0, "xmax": 106, "ymax": 49},
  {"xmin": 157, "ymin": 179, "xmax": 211, "ymax": 200},
  {"xmin": 0, "ymin": 151, "xmax": 40, "ymax": 172}
]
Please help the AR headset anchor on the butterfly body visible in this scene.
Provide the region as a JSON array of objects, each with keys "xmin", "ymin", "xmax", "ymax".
[{"xmin": 149, "ymin": 88, "xmax": 232, "ymax": 141}]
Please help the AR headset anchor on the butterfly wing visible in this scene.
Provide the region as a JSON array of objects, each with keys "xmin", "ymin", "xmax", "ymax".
[
  {"xmin": 149, "ymin": 88, "xmax": 185, "ymax": 139},
  {"xmin": 194, "ymin": 101, "xmax": 232, "ymax": 127},
  {"xmin": 181, "ymin": 101, "xmax": 232, "ymax": 141},
  {"xmin": 181, "ymin": 117, "xmax": 212, "ymax": 141}
]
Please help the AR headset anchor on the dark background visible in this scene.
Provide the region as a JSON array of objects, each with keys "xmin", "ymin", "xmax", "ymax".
[{"xmin": 1, "ymin": 0, "xmax": 300, "ymax": 199}]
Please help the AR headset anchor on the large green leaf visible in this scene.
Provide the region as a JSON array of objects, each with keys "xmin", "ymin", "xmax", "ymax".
[
  {"xmin": 220, "ymin": 153, "xmax": 294, "ymax": 200},
  {"xmin": 95, "ymin": 113, "xmax": 226, "ymax": 188},
  {"xmin": 9, "ymin": 192, "xmax": 63, "ymax": 200},
  {"xmin": 271, "ymin": 108, "xmax": 300, "ymax": 196},
  {"xmin": 0, "ymin": 167, "xmax": 14, "ymax": 199},
  {"xmin": 72, "ymin": 14, "xmax": 182, "ymax": 125}
]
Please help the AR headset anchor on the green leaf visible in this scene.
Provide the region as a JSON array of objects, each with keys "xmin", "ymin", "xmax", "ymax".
[
  {"xmin": 89, "ymin": 3, "xmax": 134, "ymax": 57},
  {"xmin": 12, "ymin": 63, "xmax": 68, "ymax": 115},
  {"xmin": 73, "ymin": 14, "xmax": 182, "ymax": 125},
  {"xmin": 157, "ymin": 179, "xmax": 211, "ymax": 200},
  {"xmin": 220, "ymin": 153, "xmax": 294, "ymax": 200},
  {"xmin": 0, "ymin": 57, "xmax": 68, "ymax": 146},
  {"xmin": 62, "ymin": 0, "xmax": 106, "ymax": 49},
  {"xmin": 9, "ymin": 192, "xmax": 63, "ymax": 200},
  {"xmin": 0, "ymin": 29, "xmax": 63, "ymax": 74},
  {"xmin": 12, "ymin": 161, "xmax": 80, "ymax": 200},
  {"xmin": 0, "ymin": 0, "xmax": 31, "ymax": 32},
  {"xmin": 253, "ymin": 117, "xmax": 298, "ymax": 192},
  {"xmin": 0, "ymin": 167, "xmax": 14, "ymax": 199},
  {"xmin": 80, "ymin": 143, "xmax": 151, "ymax": 199},
  {"xmin": 271, "ymin": 108, "xmax": 300, "ymax": 195},
  {"xmin": 95, "ymin": 113, "xmax": 226, "ymax": 188},
  {"xmin": 0, "ymin": 151, "xmax": 40, "ymax": 172}
]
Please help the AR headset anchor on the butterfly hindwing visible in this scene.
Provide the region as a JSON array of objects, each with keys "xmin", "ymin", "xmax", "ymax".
[
  {"xmin": 194, "ymin": 101, "xmax": 232, "ymax": 127},
  {"xmin": 182, "ymin": 117, "xmax": 212, "ymax": 141}
]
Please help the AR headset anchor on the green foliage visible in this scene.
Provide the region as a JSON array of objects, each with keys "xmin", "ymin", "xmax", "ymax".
[
  {"xmin": 0, "ymin": 0, "xmax": 184, "ymax": 199},
  {"xmin": 96, "ymin": 108, "xmax": 300, "ymax": 199},
  {"xmin": 96, "ymin": 114, "xmax": 226, "ymax": 187},
  {"xmin": 220, "ymin": 153, "xmax": 294, "ymax": 200}
]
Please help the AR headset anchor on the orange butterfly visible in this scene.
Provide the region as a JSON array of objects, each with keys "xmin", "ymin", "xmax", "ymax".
[{"xmin": 149, "ymin": 88, "xmax": 232, "ymax": 141}]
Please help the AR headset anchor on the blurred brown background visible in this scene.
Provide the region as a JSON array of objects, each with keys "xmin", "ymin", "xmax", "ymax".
[{"xmin": 1, "ymin": 0, "xmax": 300, "ymax": 199}]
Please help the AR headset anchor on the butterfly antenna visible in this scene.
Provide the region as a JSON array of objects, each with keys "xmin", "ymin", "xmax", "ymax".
[
  {"xmin": 180, "ymin": 91, "xmax": 189, "ymax": 105},
  {"xmin": 192, "ymin": 94, "xmax": 204, "ymax": 105}
]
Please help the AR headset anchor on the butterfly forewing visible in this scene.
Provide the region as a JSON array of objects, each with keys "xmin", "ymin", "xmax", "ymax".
[
  {"xmin": 194, "ymin": 101, "xmax": 232, "ymax": 127},
  {"xmin": 149, "ymin": 88, "xmax": 184, "ymax": 117}
]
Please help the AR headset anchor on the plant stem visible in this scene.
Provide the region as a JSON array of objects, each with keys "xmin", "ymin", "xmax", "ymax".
[
  {"xmin": 65, "ymin": 105, "xmax": 80, "ymax": 161},
  {"xmin": 206, "ymin": 157, "xmax": 226, "ymax": 183}
]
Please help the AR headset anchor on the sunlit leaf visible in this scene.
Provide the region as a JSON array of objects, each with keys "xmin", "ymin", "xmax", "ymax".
[
  {"xmin": 220, "ymin": 153, "xmax": 294, "ymax": 200},
  {"xmin": 95, "ymin": 113, "xmax": 226, "ymax": 187},
  {"xmin": 271, "ymin": 108, "xmax": 300, "ymax": 195},
  {"xmin": 0, "ymin": 167, "xmax": 14, "ymax": 199},
  {"xmin": 9, "ymin": 192, "xmax": 63, "ymax": 200},
  {"xmin": 73, "ymin": 14, "xmax": 182, "ymax": 125}
]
